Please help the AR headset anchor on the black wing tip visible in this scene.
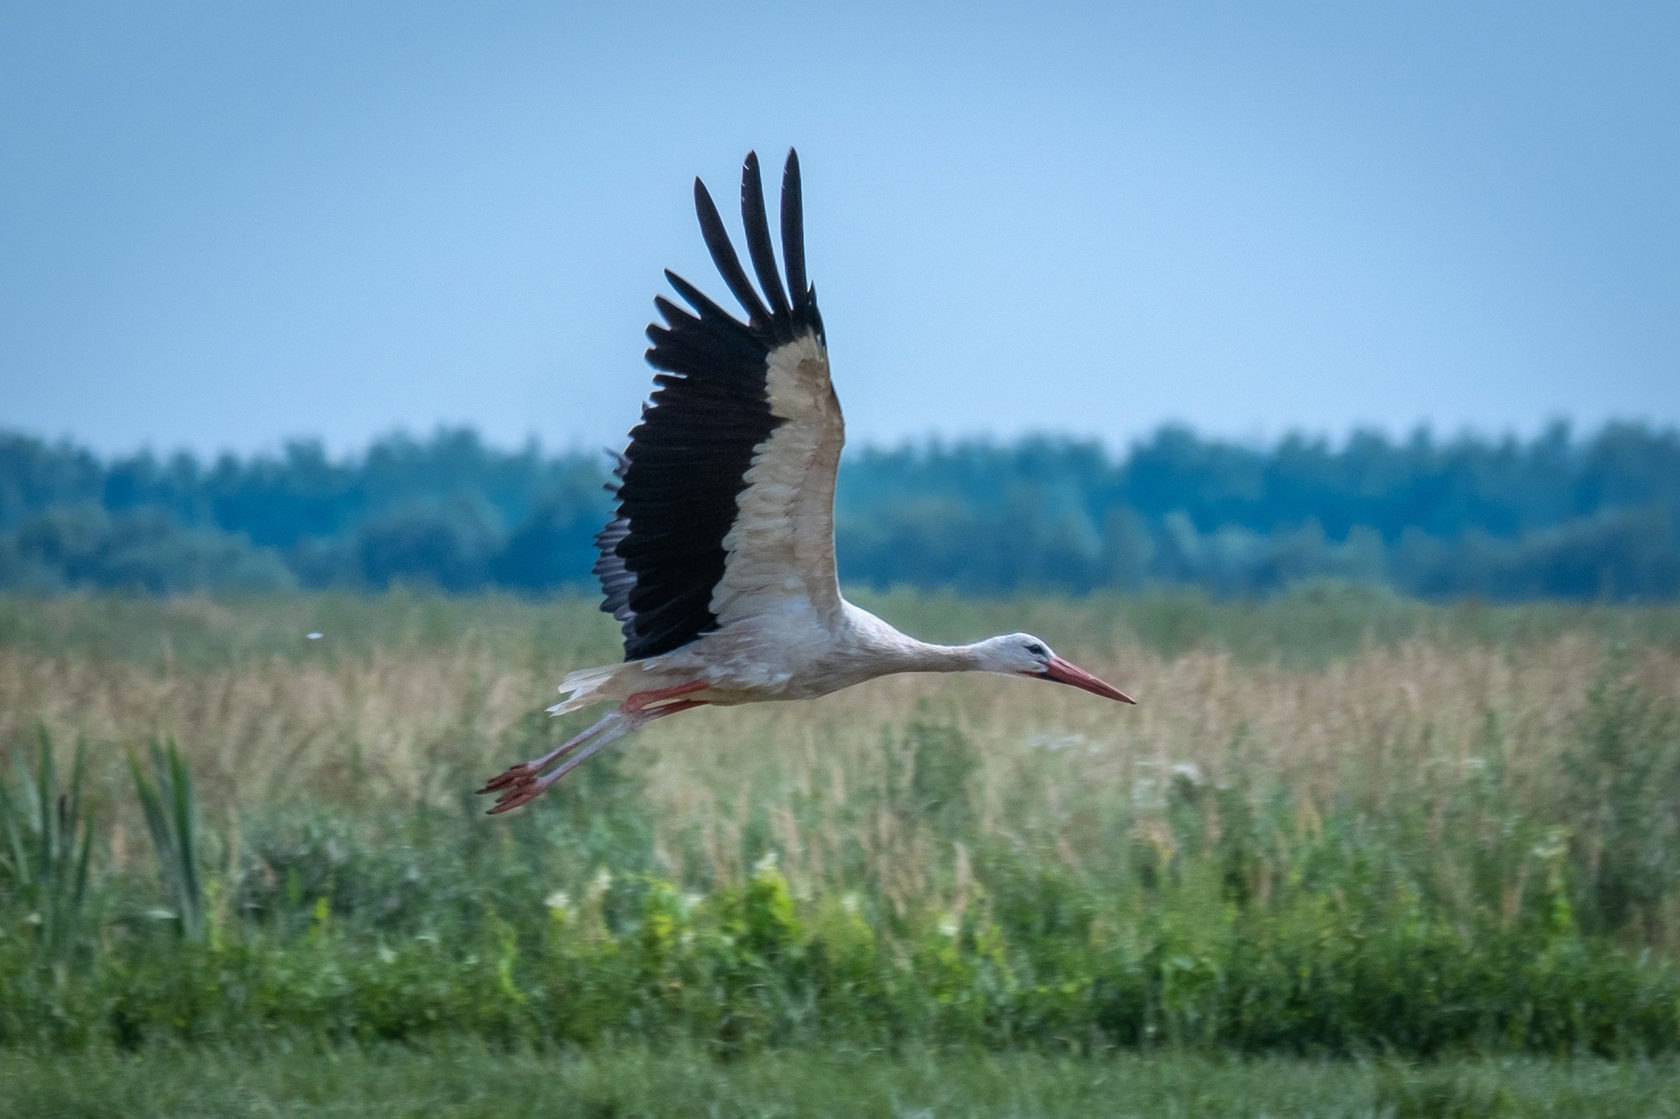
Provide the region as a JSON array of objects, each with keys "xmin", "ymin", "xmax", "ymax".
[
  {"xmin": 739, "ymin": 149, "xmax": 793, "ymax": 332},
  {"xmin": 672, "ymin": 147, "xmax": 822, "ymax": 344},
  {"xmin": 779, "ymin": 149, "xmax": 809, "ymax": 323},
  {"xmin": 780, "ymin": 149, "xmax": 802, "ymax": 202}
]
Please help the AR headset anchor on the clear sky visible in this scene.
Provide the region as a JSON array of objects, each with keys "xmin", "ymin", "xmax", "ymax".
[{"xmin": 3, "ymin": 1, "xmax": 1677, "ymax": 458}]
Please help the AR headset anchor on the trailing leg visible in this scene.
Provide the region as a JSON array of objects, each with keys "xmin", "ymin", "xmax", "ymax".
[
  {"xmin": 622, "ymin": 680, "xmax": 709, "ymax": 713},
  {"xmin": 480, "ymin": 698, "xmax": 706, "ymax": 815},
  {"xmin": 476, "ymin": 708, "xmax": 621, "ymax": 794}
]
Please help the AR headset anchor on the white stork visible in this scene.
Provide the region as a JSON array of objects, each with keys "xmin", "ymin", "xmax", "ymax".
[{"xmin": 480, "ymin": 150, "xmax": 1134, "ymax": 814}]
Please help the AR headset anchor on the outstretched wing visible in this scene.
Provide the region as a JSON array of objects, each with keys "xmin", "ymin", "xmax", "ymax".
[{"xmin": 594, "ymin": 149, "xmax": 844, "ymax": 662}]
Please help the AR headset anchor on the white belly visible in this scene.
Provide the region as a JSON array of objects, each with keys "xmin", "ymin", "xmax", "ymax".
[{"xmin": 641, "ymin": 600, "xmax": 917, "ymax": 704}]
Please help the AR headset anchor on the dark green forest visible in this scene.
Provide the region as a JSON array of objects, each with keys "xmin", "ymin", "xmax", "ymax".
[{"xmin": 2, "ymin": 422, "xmax": 1678, "ymax": 599}]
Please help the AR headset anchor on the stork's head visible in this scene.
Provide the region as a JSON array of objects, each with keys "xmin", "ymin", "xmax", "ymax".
[{"xmin": 979, "ymin": 633, "xmax": 1136, "ymax": 704}]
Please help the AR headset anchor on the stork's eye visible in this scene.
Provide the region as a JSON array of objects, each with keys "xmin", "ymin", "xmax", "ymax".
[{"xmin": 1025, "ymin": 642, "xmax": 1047, "ymax": 657}]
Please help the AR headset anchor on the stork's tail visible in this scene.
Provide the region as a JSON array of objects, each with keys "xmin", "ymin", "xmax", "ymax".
[{"xmin": 545, "ymin": 663, "xmax": 621, "ymax": 718}]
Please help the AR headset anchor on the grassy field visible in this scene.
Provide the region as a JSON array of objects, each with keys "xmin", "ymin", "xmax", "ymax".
[
  {"xmin": 2, "ymin": 587, "xmax": 1679, "ymax": 1113},
  {"xmin": 6, "ymin": 1044, "xmax": 1680, "ymax": 1118}
]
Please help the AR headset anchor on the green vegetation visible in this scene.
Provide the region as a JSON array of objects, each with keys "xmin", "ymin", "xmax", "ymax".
[
  {"xmin": 0, "ymin": 591, "xmax": 1673, "ymax": 1061},
  {"xmin": 5, "ymin": 1044, "xmax": 1678, "ymax": 1118},
  {"xmin": 0, "ymin": 730, "xmax": 94, "ymax": 970},
  {"xmin": 1, "ymin": 590, "xmax": 1678, "ymax": 1110},
  {"xmin": 4, "ymin": 421, "xmax": 1679, "ymax": 598}
]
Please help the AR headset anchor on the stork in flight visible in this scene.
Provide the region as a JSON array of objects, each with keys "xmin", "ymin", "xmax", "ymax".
[{"xmin": 480, "ymin": 150, "xmax": 1134, "ymax": 813}]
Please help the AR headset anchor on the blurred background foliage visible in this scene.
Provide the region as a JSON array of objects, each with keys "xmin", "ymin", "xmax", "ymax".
[{"xmin": 3, "ymin": 421, "xmax": 1678, "ymax": 600}]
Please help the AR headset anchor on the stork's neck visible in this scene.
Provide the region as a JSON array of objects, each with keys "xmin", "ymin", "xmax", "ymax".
[
  {"xmin": 843, "ymin": 604, "xmax": 987, "ymax": 673},
  {"xmin": 897, "ymin": 635, "xmax": 990, "ymax": 674}
]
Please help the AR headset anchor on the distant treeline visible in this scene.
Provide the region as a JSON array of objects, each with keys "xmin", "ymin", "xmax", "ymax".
[{"xmin": 2, "ymin": 422, "xmax": 1678, "ymax": 600}]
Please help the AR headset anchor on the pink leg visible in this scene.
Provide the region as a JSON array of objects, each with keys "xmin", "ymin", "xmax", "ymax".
[
  {"xmin": 622, "ymin": 680, "xmax": 709, "ymax": 713},
  {"xmin": 476, "ymin": 708, "xmax": 620, "ymax": 794},
  {"xmin": 478, "ymin": 682, "xmax": 708, "ymax": 795},
  {"xmin": 482, "ymin": 698, "xmax": 707, "ymax": 815}
]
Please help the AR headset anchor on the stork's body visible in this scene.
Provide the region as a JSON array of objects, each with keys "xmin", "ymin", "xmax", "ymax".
[{"xmin": 481, "ymin": 151, "xmax": 1133, "ymax": 813}]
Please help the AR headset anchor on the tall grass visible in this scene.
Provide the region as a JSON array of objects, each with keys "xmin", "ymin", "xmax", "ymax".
[
  {"xmin": 0, "ymin": 729, "xmax": 94, "ymax": 968},
  {"xmin": 0, "ymin": 588, "xmax": 1678, "ymax": 1056},
  {"xmin": 128, "ymin": 739, "xmax": 205, "ymax": 942}
]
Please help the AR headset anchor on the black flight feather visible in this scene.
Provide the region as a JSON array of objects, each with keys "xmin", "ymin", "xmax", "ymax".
[
  {"xmin": 740, "ymin": 152, "xmax": 793, "ymax": 338},
  {"xmin": 693, "ymin": 178, "xmax": 772, "ymax": 328},
  {"xmin": 781, "ymin": 150, "xmax": 809, "ymax": 319}
]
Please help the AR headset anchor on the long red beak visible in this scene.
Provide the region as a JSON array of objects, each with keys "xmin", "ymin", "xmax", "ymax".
[{"xmin": 1041, "ymin": 656, "xmax": 1136, "ymax": 704}]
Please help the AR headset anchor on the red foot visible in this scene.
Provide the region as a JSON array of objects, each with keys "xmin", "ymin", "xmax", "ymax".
[
  {"xmin": 487, "ymin": 779, "xmax": 548, "ymax": 815},
  {"xmin": 476, "ymin": 764, "xmax": 538, "ymax": 794}
]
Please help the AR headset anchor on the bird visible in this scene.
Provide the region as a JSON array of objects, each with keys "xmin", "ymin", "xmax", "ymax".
[{"xmin": 479, "ymin": 149, "xmax": 1135, "ymax": 814}]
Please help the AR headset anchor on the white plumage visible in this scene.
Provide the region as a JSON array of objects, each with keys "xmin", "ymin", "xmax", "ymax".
[{"xmin": 481, "ymin": 150, "xmax": 1133, "ymax": 814}]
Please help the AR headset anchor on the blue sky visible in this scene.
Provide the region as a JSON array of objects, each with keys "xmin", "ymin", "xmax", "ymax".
[{"xmin": 3, "ymin": 1, "xmax": 1677, "ymax": 458}]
